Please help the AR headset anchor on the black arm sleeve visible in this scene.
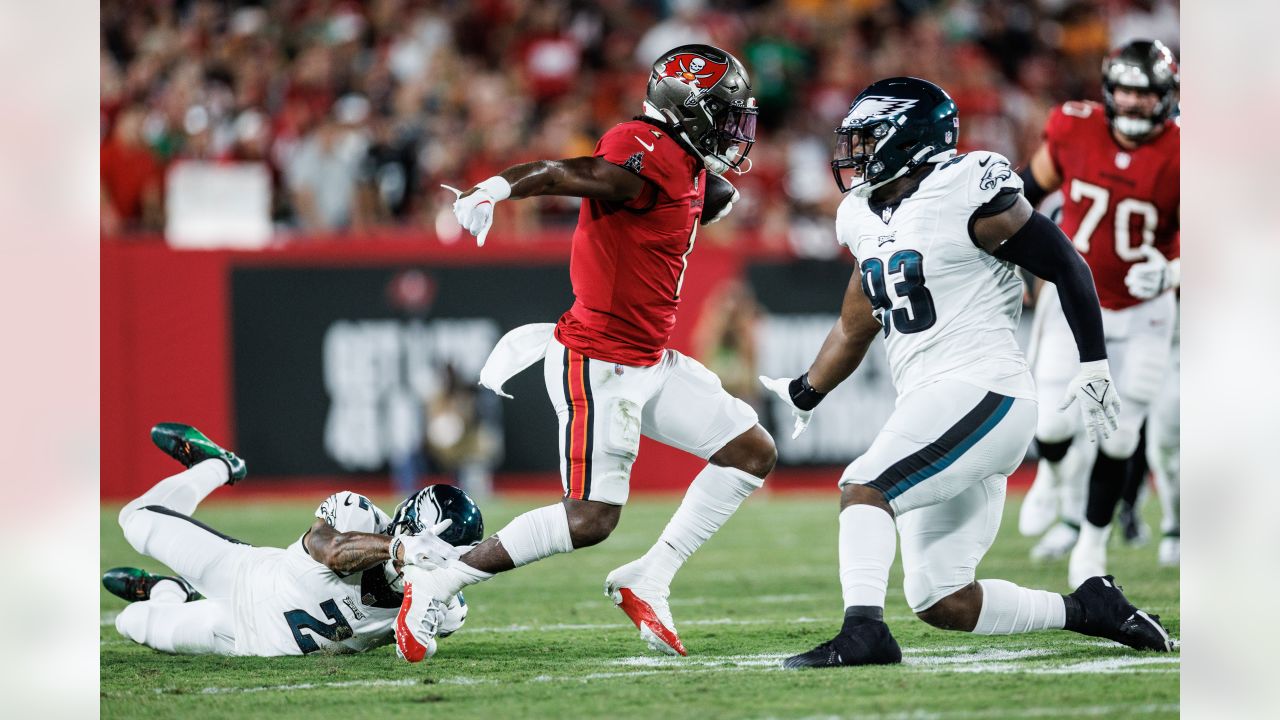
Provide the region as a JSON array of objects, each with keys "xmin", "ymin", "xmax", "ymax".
[
  {"xmin": 1018, "ymin": 165, "xmax": 1048, "ymax": 208},
  {"xmin": 993, "ymin": 211, "xmax": 1107, "ymax": 362}
]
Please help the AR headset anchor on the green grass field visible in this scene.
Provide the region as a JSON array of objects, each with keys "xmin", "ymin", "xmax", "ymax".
[{"xmin": 101, "ymin": 493, "xmax": 1179, "ymax": 719}]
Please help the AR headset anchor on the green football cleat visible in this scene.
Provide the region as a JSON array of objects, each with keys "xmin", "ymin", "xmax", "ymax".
[
  {"xmin": 150, "ymin": 422, "xmax": 246, "ymax": 483},
  {"xmin": 103, "ymin": 567, "xmax": 200, "ymax": 603}
]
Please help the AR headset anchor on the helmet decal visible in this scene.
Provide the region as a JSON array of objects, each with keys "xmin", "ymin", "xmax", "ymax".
[
  {"xmin": 657, "ymin": 52, "xmax": 730, "ymax": 98},
  {"xmin": 844, "ymin": 96, "xmax": 919, "ymax": 125}
]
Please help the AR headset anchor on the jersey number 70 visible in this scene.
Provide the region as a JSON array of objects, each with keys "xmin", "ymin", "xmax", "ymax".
[{"xmin": 861, "ymin": 250, "xmax": 937, "ymax": 336}]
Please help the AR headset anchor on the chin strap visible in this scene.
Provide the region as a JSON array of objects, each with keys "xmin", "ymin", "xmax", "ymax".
[{"xmin": 640, "ymin": 101, "xmax": 742, "ymax": 176}]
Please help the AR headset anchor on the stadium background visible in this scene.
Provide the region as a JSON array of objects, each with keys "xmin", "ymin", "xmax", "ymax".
[{"xmin": 99, "ymin": 0, "xmax": 1180, "ymax": 502}]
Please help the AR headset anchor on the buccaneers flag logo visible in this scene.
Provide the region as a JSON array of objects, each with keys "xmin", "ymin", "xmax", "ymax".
[{"xmin": 656, "ymin": 52, "xmax": 729, "ymax": 93}]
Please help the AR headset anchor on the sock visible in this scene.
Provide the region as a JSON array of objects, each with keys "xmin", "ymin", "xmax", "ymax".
[
  {"xmin": 1085, "ymin": 450, "xmax": 1128, "ymax": 528},
  {"xmin": 1058, "ymin": 442, "xmax": 1091, "ymax": 526},
  {"xmin": 149, "ymin": 579, "xmax": 188, "ymax": 604},
  {"xmin": 1121, "ymin": 431, "xmax": 1149, "ymax": 508},
  {"xmin": 119, "ymin": 459, "xmax": 229, "ymax": 526},
  {"xmin": 972, "ymin": 579, "xmax": 1067, "ymax": 634},
  {"xmin": 838, "ymin": 504, "xmax": 897, "ymax": 610},
  {"xmin": 494, "ymin": 503, "xmax": 575, "ymax": 568},
  {"xmin": 635, "ymin": 465, "xmax": 761, "ymax": 588},
  {"xmin": 1076, "ymin": 520, "xmax": 1112, "ymax": 552}
]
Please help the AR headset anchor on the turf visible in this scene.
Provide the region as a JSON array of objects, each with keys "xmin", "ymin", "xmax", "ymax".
[{"xmin": 101, "ymin": 493, "xmax": 1179, "ymax": 719}]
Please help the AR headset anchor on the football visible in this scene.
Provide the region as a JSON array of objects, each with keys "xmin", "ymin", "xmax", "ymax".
[{"xmin": 702, "ymin": 172, "xmax": 738, "ymax": 225}]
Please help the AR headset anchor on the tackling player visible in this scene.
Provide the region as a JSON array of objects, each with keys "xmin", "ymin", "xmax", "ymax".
[
  {"xmin": 395, "ymin": 45, "xmax": 777, "ymax": 661},
  {"xmin": 106, "ymin": 423, "xmax": 480, "ymax": 658},
  {"xmin": 1015, "ymin": 40, "xmax": 1180, "ymax": 585},
  {"xmin": 760, "ymin": 77, "xmax": 1170, "ymax": 668}
]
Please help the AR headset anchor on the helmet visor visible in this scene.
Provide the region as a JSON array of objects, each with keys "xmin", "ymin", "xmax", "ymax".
[{"xmin": 712, "ymin": 103, "xmax": 758, "ymax": 170}]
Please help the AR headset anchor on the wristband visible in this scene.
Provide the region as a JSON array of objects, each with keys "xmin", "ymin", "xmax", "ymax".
[
  {"xmin": 476, "ymin": 175, "xmax": 512, "ymax": 201},
  {"xmin": 788, "ymin": 372, "xmax": 827, "ymax": 411}
]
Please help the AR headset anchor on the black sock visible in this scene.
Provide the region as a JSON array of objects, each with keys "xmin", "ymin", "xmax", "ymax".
[
  {"xmin": 1062, "ymin": 594, "xmax": 1085, "ymax": 631},
  {"xmin": 1086, "ymin": 450, "xmax": 1129, "ymax": 528},
  {"xmin": 1036, "ymin": 436, "xmax": 1072, "ymax": 463},
  {"xmin": 842, "ymin": 605, "xmax": 883, "ymax": 631},
  {"xmin": 1121, "ymin": 427, "xmax": 1149, "ymax": 508}
]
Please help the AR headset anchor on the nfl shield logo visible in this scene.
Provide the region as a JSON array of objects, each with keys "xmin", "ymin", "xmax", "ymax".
[{"xmin": 1115, "ymin": 152, "xmax": 1131, "ymax": 169}]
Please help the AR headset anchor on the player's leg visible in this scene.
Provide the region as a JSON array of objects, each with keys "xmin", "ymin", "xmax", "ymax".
[
  {"xmin": 115, "ymin": 597, "xmax": 237, "ymax": 655},
  {"xmin": 1070, "ymin": 295, "xmax": 1175, "ymax": 587},
  {"xmin": 902, "ymin": 474, "xmax": 1170, "ymax": 651},
  {"xmin": 1023, "ymin": 287, "xmax": 1083, "ymax": 539},
  {"xmin": 118, "ymin": 423, "xmax": 246, "ymax": 526},
  {"xmin": 1116, "ymin": 421, "xmax": 1152, "ymax": 547},
  {"xmin": 605, "ymin": 350, "xmax": 772, "ymax": 655},
  {"xmin": 399, "ymin": 342, "xmax": 655, "ymax": 604},
  {"xmin": 1149, "ymin": 329, "xmax": 1180, "ymax": 566},
  {"xmin": 785, "ymin": 381, "xmax": 1032, "ymax": 668}
]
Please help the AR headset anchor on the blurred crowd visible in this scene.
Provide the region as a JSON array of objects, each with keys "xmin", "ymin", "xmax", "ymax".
[{"xmin": 100, "ymin": 0, "xmax": 1179, "ymax": 251}]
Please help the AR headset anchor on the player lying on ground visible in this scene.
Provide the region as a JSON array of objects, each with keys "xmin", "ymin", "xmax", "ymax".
[
  {"xmin": 1016, "ymin": 39, "xmax": 1181, "ymax": 580},
  {"xmin": 759, "ymin": 77, "xmax": 1171, "ymax": 669},
  {"xmin": 394, "ymin": 45, "xmax": 776, "ymax": 661},
  {"xmin": 106, "ymin": 423, "xmax": 481, "ymax": 658}
]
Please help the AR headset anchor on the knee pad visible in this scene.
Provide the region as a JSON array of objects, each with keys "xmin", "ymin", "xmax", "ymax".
[
  {"xmin": 1036, "ymin": 410, "xmax": 1077, "ymax": 444},
  {"xmin": 115, "ymin": 603, "xmax": 150, "ymax": 644},
  {"xmin": 1100, "ymin": 425, "xmax": 1141, "ymax": 459},
  {"xmin": 904, "ymin": 568, "xmax": 970, "ymax": 614},
  {"xmin": 121, "ymin": 508, "xmax": 156, "ymax": 555}
]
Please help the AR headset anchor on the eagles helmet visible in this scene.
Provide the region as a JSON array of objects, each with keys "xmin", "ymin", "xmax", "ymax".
[
  {"xmin": 645, "ymin": 44, "xmax": 757, "ymax": 175},
  {"xmin": 389, "ymin": 484, "xmax": 484, "ymax": 547},
  {"xmin": 1101, "ymin": 39, "xmax": 1179, "ymax": 140},
  {"xmin": 832, "ymin": 77, "xmax": 959, "ymax": 197}
]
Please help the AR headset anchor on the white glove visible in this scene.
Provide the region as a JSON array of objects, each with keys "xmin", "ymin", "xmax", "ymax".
[
  {"xmin": 1058, "ymin": 359, "xmax": 1121, "ymax": 443},
  {"xmin": 1124, "ymin": 245, "xmax": 1178, "ymax": 300},
  {"xmin": 759, "ymin": 375, "xmax": 813, "ymax": 439},
  {"xmin": 391, "ymin": 519, "xmax": 462, "ymax": 569},
  {"xmin": 703, "ymin": 187, "xmax": 740, "ymax": 226},
  {"xmin": 443, "ymin": 176, "xmax": 511, "ymax": 247}
]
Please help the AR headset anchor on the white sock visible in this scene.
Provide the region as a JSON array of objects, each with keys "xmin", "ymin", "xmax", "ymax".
[
  {"xmin": 1058, "ymin": 443, "xmax": 1091, "ymax": 526},
  {"xmin": 972, "ymin": 579, "xmax": 1067, "ymax": 634},
  {"xmin": 149, "ymin": 579, "xmax": 188, "ymax": 604},
  {"xmin": 1077, "ymin": 520, "xmax": 1111, "ymax": 550},
  {"xmin": 119, "ymin": 459, "xmax": 229, "ymax": 526},
  {"xmin": 636, "ymin": 465, "xmax": 761, "ymax": 588},
  {"xmin": 495, "ymin": 503, "xmax": 575, "ymax": 567},
  {"xmin": 838, "ymin": 504, "xmax": 897, "ymax": 609}
]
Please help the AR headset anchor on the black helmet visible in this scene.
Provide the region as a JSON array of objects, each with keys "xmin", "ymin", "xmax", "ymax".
[
  {"xmin": 646, "ymin": 44, "xmax": 757, "ymax": 175},
  {"xmin": 1102, "ymin": 39, "xmax": 1179, "ymax": 140},
  {"xmin": 389, "ymin": 484, "xmax": 484, "ymax": 547},
  {"xmin": 831, "ymin": 77, "xmax": 959, "ymax": 196}
]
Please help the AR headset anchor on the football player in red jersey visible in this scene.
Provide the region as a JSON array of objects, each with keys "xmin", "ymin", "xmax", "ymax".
[
  {"xmin": 394, "ymin": 45, "xmax": 776, "ymax": 661},
  {"xmin": 1015, "ymin": 39, "xmax": 1180, "ymax": 587}
]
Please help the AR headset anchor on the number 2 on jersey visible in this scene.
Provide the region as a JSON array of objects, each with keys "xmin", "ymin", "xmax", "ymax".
[
  {"xmin": 861, "ymin": 249, "xmax": 937, "ymax": 336},
  {"xmin": 284, "ymin": 598, "xmax": 354, "ymax": 653}
]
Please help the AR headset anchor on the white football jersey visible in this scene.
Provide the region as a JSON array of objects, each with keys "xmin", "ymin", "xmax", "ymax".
[
  {"xmin": 230, "ymin": 491, "xmax": 405, "ymax": 656},
  {"xmin": 836, "ymin": 151, "xmax": 1035, "ymax": 401}
]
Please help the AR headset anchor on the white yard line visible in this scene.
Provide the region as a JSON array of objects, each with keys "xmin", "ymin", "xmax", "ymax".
[{"xmin": 775, "ymin": 704, "xmax": 1180, "ymax": 720}]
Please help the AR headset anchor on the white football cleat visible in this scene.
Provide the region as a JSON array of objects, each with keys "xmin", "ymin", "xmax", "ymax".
[
  {"xmin": 1030, "ymin": 522, "xmax": 1079, "ymax": 562},
  {"xmin": 1158, "ymin": 535, "xmax": 1180, "ymax": 567},
  {"xmin": 394, "ymin": 566, "xmax": 447, "ymax": 663},
  {"xmin": 604, "ymin": 560, "xmax": 687, "ymax": 656},
  {"xmin": 1019, "ymin": 460, "xmax": 1060, "ymax": 537},
  {"xmin": 1068, "ymin": 523, "xmax": 1110, "ymax": 590}
]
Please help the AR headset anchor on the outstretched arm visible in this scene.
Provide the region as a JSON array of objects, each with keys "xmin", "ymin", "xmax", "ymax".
[
  {"xmin": 759, "ymin": 268, "xmax": 881, "ymax": 438},
  {"xmin": 303, "ymin": 520, "xmax": 397, "ymax": 575},
  {"xmin": 973, "ymin": 195, "xmax": 1119, "ymax": 441},
  {"xmin": 449, "ymin": 157, "xmax": 649, "ymax": 244}
]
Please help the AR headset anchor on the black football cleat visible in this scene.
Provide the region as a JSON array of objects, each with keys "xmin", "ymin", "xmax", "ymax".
[
  {"xmin": 103, "ymin": 567, "xmax": 200, "ymax": 603},
  {"xmin": 150, "ymin": 422, "xmax": 246, "ymax": 483},
  {"xmin": 1068, "ymin": 575, "xmax": 1172, "ymax": 651},
  {"xmin": 783, "ymin": 620, "xmax": 903, "ymax": 669}
]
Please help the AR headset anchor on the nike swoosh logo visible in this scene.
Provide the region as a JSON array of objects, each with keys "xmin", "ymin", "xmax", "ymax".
[
  {"xmin": 344, "ymin": 496, "xmax": 354, "ymax": 506},
  {"xmin": 978, "ymin": 156, "xmax": 991, "ymax": 167},
  {"xmin": 635, "ymin": 136, "xmax": 655, "ymax": 152}
]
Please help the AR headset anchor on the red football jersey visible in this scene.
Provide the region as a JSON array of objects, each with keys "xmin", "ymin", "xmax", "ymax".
[
  {"xmin": 1044, "ymin": 101, "xmax": 1180, "ymax": 310},
  {"xmin": 553, "ymin": 119, "xmax": 706, "ymax": 365}
]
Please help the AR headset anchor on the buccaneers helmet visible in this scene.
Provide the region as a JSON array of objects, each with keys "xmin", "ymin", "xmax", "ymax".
[
  {"xmin": 645, "ymin": 44, "xmax": 757, "ymax": 175},
  {"xmin": 1102, "ymin": 39, "xmax": 1180, "ymax": 140},
  {"xmin": 831, "ymin": 77, "xmax": 959, "ymax": 196}
]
